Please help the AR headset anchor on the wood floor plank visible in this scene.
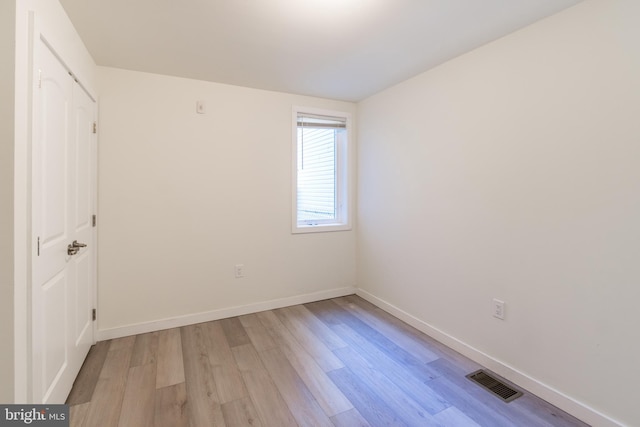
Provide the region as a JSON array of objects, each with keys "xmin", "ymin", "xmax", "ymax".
[
  {"xmin": 221, "ymin": 397, "xmax": 263, "ymax": 427},
  {"xmin": 258, "ymin": 310, "xmax": 343, "ymax": 372},
  {"xmin": 83, "ymin": 346, "xmax": 133, "ymax": 427},
  {"xmin": 432, "ymin": 407, "xmax": 482, "ymax": 427},
  {"xmin": 308, "ymin": 299, "xmax": 442, "ymax": 381},
  {"xmin": 212, "ymin": 364, "xmax": 248, "ymax": 404},
  {"xmin": 254, "ymin": 310, "xmax": 353, "ymax": 416},
  {"xmin": 156, "ymin": 328, "xmax": 185, "ymax": 389},
  {"xmin": 109, "ymin": 336, "xmax": 136, "ymax": 352},
  {"xmin": 243, "ymin": 369, "xmax": 299, "ymax": 427},
  {"xmin": 327, "ymin": 367, "xmax": 406, "ymax": 427},
  {"xmin": 280, "ymin": 336, "xmax": 353, "ymax": 417},
  {"xmin": 203, "ymin": 321, "xmax": 236, "ymax": 365},
  {"xmin": 335, "ymin": 296, "xmax": 440, "ymax": 363},
  {"xmin": 333, "ymin": 345, "xmax": 442, "ymax": 426},
  {"xmin": 304, "ymin": 300, "xmax": 344, "ymax": 326},
  {"xmin": 220, "ymin": 317, "xmax": 251, "ymax": 348},
  {"xmin": 231, "ymin": 343, "xmax": 264, "ymax": 372},
  {"xmin": 349, "ymin": 296, "xmax": 481, "ymax": 372},
  {"xmin": 258, "ymin": 347, "xmax": 334, "ymax": 427},
  {"xmin": 232, "ymin": 343, "xmax": 299, "ymax": 427},
  {"xmin": 333, "ymin": 322, "xmax": 449, "ymax": 413},
  {"xmin": 330, "ymin": 408, "xmax": 371, "ymax": 427},
  {"xmin": 274, "ymin": 330, "xmax": 352, "ymax": 417},
  {"xmin": 130, "ymin": 332, "xmax": 159, "ymax": 367},
  {"xmin": 274, "ymin": 307, "xmax": 346, "ymax": 369},
  {"xmin": 202, "ymin": 321, "xmax": 247, "ymax": 403},
  {"xmin": 239, "ymin": 313, "xmax": 277, "ymax": 352},
  {"xmin": 307, "ymin": 302, "xmax": 451, "ymax": 417},
  {"xmin": 67, "ymin": 340, "xmax": 110, "ymax": 405},
  {"xmin": 254, "ymin": 309, "xmax": 288, "ymax": 335},
  {"xmin": 69, "ymin": 402, "xmax": 90, "ymax": 427},
  {"xmin": 154, "ymin": 383, "xmax": 189, "ymax": 427},
  {"xmin": 117, "ymin": 363, "xmax": 156, "ymax": 427},
  {"xmin": 181, "ymin": 324, "xmax": 226, "ymax": 427},
  {"xmin": 277, "ymin": 305, "xmax": 347, "ymax": 350}
]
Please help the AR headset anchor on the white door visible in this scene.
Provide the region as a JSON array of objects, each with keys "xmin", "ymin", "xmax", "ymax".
[{"xmin": 32, "ymin": 36, "xmax": 96, "ymax": 404}]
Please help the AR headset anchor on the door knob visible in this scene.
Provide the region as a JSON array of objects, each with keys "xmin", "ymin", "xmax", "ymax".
[{"xmin": 68, "ymin": 240, "xmax": 87, "ymax": 255}]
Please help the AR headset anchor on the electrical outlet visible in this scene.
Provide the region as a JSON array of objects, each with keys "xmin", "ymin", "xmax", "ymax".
[
  {"xmin": 234, "ymin": 264, "xmax": 244, "ymax": 278},
  {"xmin": 492, "ymin": 298, "xmax": 505, "ymax": 320}
]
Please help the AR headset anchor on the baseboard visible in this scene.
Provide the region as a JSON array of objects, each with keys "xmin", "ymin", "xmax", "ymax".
[
  {"xmin": 355, "ymin": 288, "xmax": 623, "ymax": 427},
  {"xmin": 97, "ymin": 286, "xmax": 356, "ymax": 341}
]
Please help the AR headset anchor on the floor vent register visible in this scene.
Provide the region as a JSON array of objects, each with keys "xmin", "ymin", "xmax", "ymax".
[{"xmin": 466, "ymin": 369, "xmax": 523, "ymax": 403}]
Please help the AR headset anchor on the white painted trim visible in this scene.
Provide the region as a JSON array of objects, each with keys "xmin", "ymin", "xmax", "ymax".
[
  {"xmin": 291, "ymin": 106, "xmax": 353, "ymax": 235},
  {"xmin": 355, "ymin": 288, "xmax": 624, "ymax": 427},
  {"xmin": 91, "ymin": 96, "xmax": 98, "ymax": 346},
  {"xmin": 13, "ymin": 9, "xmax": 35, "ymax": 404},
  {"xmin": 97, "ymin": 286, "xmax": 356, "ymax": 341}
]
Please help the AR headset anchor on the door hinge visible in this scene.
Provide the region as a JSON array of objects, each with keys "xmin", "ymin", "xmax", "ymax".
[
  {"xmin": 92, "ymin": 309, "xmax": 97, "ymax": 321},
  {"xmin": 38, "ymin": 70, "xmax": 42, "ymax": 89},
  {"xmin": 92, "ymin": 122, "xmax": 97, "ymax": 134},
  {"xmin": 37, "ymin": 236, "xmax": 40, "ymax": 256},
  {"xmin": 92, "ymin": 214, "xmax": 97, "ymax": 227}
]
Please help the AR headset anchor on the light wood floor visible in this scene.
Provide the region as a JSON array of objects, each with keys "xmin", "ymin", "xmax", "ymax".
[{"xmin": 67, "ymin": 295, "xmax": 588, "ymax": 427}]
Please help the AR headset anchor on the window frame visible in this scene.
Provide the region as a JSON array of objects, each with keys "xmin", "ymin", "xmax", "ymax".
[{"xmin": 292, "ymin": 106, "xmax": 352, "ymax": 234}]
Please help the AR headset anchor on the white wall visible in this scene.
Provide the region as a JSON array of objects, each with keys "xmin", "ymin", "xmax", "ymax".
[
  {"xmin": 13, "ymin": 0, "xmax": 97, "ymax": 402},
  {"xmin": 97, "ymin": 67, "xmax": 357, "ymax": 333},
  {"xmin": 1, "ymin": 0, "xmax": 16, "ymax": 404},
  {"xmin": 357, "ymin": 0, "xmax": 639, "ymax": 425}
]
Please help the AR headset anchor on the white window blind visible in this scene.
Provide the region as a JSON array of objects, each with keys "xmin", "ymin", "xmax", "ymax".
[{"xmin": 296, "ymin": 112, "xmax": 347, "ymax": 227}]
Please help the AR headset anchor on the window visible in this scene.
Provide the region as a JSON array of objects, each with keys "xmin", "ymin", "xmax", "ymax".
[{"xmin": 292, "ymin": 107, "xmax": 351, "ymax": 233}]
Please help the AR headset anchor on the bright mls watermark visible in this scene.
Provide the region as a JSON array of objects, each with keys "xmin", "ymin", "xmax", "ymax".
[{"xmin": 0, "ymin": 405, "xmax": 68, "ymax": 426}]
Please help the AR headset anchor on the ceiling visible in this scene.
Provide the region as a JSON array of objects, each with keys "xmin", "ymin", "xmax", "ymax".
[{"xmin": 60, "ymin": 0, "xmax": 582, "ymax": 102}]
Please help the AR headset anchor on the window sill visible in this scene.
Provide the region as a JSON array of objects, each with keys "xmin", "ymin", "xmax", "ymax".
[{"xmin": 292, "ymin": 223, "xmax": 352, "ymax": 234}]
